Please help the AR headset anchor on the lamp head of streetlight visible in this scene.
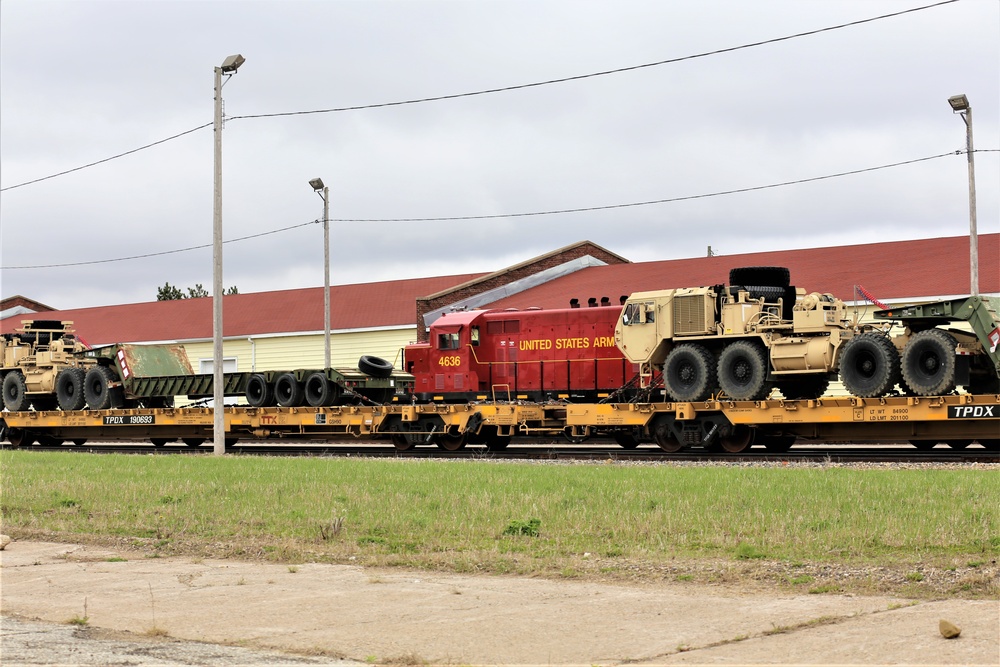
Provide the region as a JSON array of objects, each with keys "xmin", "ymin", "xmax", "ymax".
[
  {"xmin": 309, "ymin": 178, "xmax": 326, "ymax": 191},
  {"xmin": 948, "ymin": 94, "xmax": 970, "ymax": 112},
  {"xmin": 220, "ymin": 54, "xmax": 245, "ymax": 73}
]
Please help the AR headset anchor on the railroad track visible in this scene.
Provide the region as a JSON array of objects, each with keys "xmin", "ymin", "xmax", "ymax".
[{"xmin": 6, "ymin": 440, "xmax": 998, "ymax": 464}]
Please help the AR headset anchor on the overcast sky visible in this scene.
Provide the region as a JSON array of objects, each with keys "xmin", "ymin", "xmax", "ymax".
[{"xmin": 1, "ymin": 0, "xmax": 997, "ymax": 310}]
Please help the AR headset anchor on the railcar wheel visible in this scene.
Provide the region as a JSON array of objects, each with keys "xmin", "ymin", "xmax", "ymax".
[
  {"xmin": 358, "ymin": 355, "xmax": 393, "ymax": 379},
  {"xmin": 71, "ymin": 439, "xmax": 87, "ymax": 446},
  {"xmin": 84, "ymin": 366, "xmax": 116, "ymax": 410},
  {"xmin": 946, "ymin": 440, "xmax": 971, "ymax": 450},
  {"xmin": 485, "ymin": 434, "xmax": 511, "ymax": 451},
  {"xmin": 758, "ymin": 434, "xmax": 796, "ymax": 453},
  {"xmin": 56, "ymin": 368, "xmax": 87, "ymax": 411},
  {"xmin": 274, "ymin": 372, "xmax": 304, "ymax": 407},
  {"xmin": 150, "ymin": 438, "xmax": 170, "ymax": 447},
  {"xmin": 304, "ymin": 372, "xmax": 338, "ymax": 407},
  {"xmin": 717, "ymin": 341, "xmax": 770, "ymax": 401},
  {"xmin": 663, "ymin": 344, "xmax": 716, "ymax": 402},
  {"xmin": 613, "ymin": 432, "xmax": 640, "ymax": 449},
  {"xmin": 245, "ymin": 374, "xmax": 274, "ymax": 407},
  {"xmin": 778, "ymin": 375, "xmax": 830, "ymax": 400},
  {"xmin": 436, "ymin": 431, "xmax": 467, "ymax": 451},
  {"xmin": 901, "ymin": 329, "xmax": 957, "ymax": 396},
  {"xmin": 391, "ymin": 434, "xmax": 414, "ymax": 451},
  {"xmin": 978, "ymin": 439, "xmax": 999, "ymax": 451},
  {"xmin": 2, "ymin": 372, "xmax": 30, "ymax": 411},
  {"xmin": 182, "ymin": 438, "xmax": 205, "ymax": 447},
  {"xmin": 716, "ymin": 424, "xmax": 753, "ymax": 453},
  {"xmin": 839, "ymin": 333, "xmax": 900, "ymax": 398},
  {"xmin": 652, "ymin": 419, "xmax": 684, "ymax": 453},
  {"xmin": 6, "ymin": 428, "xmax": 33, "ymax": 447}
]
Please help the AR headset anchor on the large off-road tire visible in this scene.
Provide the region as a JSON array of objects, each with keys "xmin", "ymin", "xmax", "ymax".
[
  {"xmin": 839, "ymin": 333, "xmax": 900, "ymax": 398},
  {"xmin": 729, "ymin": 266, "xmax": 790, "ymax": 288},
  {"xmin": 777, "ymin": 374, "xmax": 831, "ymax": 400},
  {"xmin": 717, "ymin": 340, "xmax": 770, "ymax": 401},
  {"xmin": 358, "ymin": 355, "xmax": 393, "ymax": 379},
  {"xmin": 274, "ymin": 372, "xmax": 304, "ymax": 407},
  {"xmin": 663, "ymin": 344, "xmax": 716, "ymax": 402},
  {"xmin": 2, "ymin": 372, "xmax": 29, "ymax": 411},
  {"xmin": 304, "ymin": 371, "xmax": 339, "ymax": 407},
  {"xmin": 901, "ymin": 329, "xmax": 957, "ymax": 396},
  {"xmin": 245, "ymin": 374, "xmax": 274, "ymax": 407},
  {"xmin": 84, "ymin": 366, "xmax": 116, "ymax": 410},
  {"xmin": 56, "ymin": 368, "xmax": 87, "ymax": 411}
]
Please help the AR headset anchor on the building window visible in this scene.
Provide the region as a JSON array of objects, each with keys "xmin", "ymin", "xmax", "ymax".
[{"xmin": 199, "ymin": 357, "xmax": 238, "ymax": 373}]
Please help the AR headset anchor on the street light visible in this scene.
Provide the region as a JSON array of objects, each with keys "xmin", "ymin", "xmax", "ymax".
[
  {"xmin": 948, "ymin": 94, "xmax": 978, "ymax": 296},
  {"xmin": 309, "ymin": 178, "xmax": 331, "ymax": 368},
  {"xmin": 212, "ymin": 53, "xmax": 244, "ymax": 456}
]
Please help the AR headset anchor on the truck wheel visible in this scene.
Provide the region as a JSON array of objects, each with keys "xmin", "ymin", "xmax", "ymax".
[
  {"xmin": 778, "ymin": 374, "xmax": 830, "ymax": 400},
  {"xmin": 274, "ymin": 372, "xmax": 304, "ymax": 407},
  {"xmin": 304, "ymin": 371, "xmax": 339, "ymax": 407},
  {"xmin": 245, "ymin": 374, "xmax": 274, "ymax": 407},
  {"xmin": 729, "ymin": 266, "xmax": 790, "ymax": 288},
  {"xmin": 901, "ymin": 329, "xmax": 957, "ymax": 396},
  {"xmin": 717, "ymin": 340, "xmax": 769, "ymax": 400},
  {"xmin": 839, "ymin": 333, "xmax": 900, "ymax": 398},
  {"xmin": 2, "ymin": 372, "xmax": 30, "ymax": 411},
  {"xmin": 56, "ymin": 368, "xmax": 87, "ymax": 411},
  {"xmin": 84, "ymin": 366, "xmax": 116, "ymax": 410},
  {"xmin": 663, "ymin": 344, "xmax": 716, "ymax": 402},
  {"xmin": 358, "ymin": 355, "xmax": 393, "ymax": 378}
]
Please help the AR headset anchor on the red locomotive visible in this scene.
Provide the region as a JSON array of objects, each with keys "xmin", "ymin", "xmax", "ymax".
[{"xmin": 404, "ymin": 299, "xmax": 639, "ymax": 402}]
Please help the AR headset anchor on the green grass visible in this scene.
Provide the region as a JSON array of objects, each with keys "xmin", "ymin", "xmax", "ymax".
[{"xmin": 2, "ymin": 451, "xmax": 998, "ymax": 583}]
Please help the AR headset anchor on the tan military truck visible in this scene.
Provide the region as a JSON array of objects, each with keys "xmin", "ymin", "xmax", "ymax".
[
  {"xmin": 615, "ymin": 266, "xmax": 1000, "ymax": 403},
  {"xmin": 1, "ymin": 321, "xmax": 96, "ymax": 411}
]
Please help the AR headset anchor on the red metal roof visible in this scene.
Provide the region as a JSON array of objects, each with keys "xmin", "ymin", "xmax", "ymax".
[
  {"xmin": 2, "ymin": 235, "xmax": 995, "ymax": 345},
  {"xmin": 0, "ymin": 273, "xmax": 483, "ymax": 345},
  {"xmin": 485, "ymin": 234, "xmax": 1000, "ymax": 311}
]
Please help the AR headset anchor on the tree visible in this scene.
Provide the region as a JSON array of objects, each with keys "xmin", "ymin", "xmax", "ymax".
[{"xmin": 157, "ymin": 282, "xmax": 239, "ymax": 301}]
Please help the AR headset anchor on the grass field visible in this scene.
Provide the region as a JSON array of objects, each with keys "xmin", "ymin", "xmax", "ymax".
[{"xmin": 2, "ymin": 451, "xmax": 997, "ymax": 596}]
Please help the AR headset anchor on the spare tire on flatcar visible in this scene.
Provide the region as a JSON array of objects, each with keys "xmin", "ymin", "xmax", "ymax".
[
  {"xmin": 358, "ymin": 355, "xmax": 393, "ymax": 378},
  {"xmin": 729, "ymin": 266, "xmax": 790, "ymax": 288}
]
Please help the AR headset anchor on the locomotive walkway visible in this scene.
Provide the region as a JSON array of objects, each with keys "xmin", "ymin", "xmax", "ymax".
[{"xmin": 3, "ymin": 541, "xmax": 997, "ymax": 665}]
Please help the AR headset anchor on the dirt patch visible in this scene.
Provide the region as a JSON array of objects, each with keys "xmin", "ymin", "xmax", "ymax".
[{"xmin": 2, "ymin": 540, "xmax": 997, "ymax": 665}]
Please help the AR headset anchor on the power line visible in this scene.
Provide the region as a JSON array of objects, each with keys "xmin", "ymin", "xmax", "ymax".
[
  {"xmin": 0, "ymin": 0, "xmax": 958, "ymax": 192},
  {"xmin": 330, "ymin": 152, "xmax": 967, "ymax": 222},
  {"xmin": 5, "ymin": 149, "xmax": 981, "ymax": 270},
  {"xmin": 233, "ymin": 1, "xmax": 958, "ymax": 121},
  {"xmin": 0, "ymin": 123, "xmax": 213, "ymax": 192}
]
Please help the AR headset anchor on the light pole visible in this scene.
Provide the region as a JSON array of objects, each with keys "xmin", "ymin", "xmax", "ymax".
[
  {"xmin": 948, "ymin": 94, "xmax": 978, "ymax": 296},
  {"xmin": 213, "ymin": 53, "xmax": 244, "ymax": 456},
  {"xmin": 309, "ymin": 178, "xmax": 331, "ymax": 368}
]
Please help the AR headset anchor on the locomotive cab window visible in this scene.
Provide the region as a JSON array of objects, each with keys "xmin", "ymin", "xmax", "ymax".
[
  {"xmin": 470, "ymin": 326, "xmax": 480, "ymax": 346},
  {"xmin": 438, "ymin": 333, "xmax": 460, "ymax": 350}
]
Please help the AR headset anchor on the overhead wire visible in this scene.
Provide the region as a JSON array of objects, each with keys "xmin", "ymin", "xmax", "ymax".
[
  {"xmin": 0, "ymin": 0, "xmax": 959, "ymax": 192},
  {"xmin": 232, "ymin": 1, "xmax": 959, "ymax": 121},
  {"xmin": 6, "ymin": 149, "xmax": 986, "ymax": 270}
]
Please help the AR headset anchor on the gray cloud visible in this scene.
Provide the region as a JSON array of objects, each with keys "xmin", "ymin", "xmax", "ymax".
[{"xmin": 1, "ymin": 0, "xmax": 997, "ymax": 309}]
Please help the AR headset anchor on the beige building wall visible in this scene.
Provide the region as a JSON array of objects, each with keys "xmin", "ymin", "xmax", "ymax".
[{"xmin": 179, "ymin": 327, "xmax": 416, "ymax": 375}]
